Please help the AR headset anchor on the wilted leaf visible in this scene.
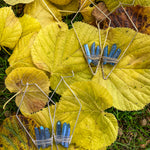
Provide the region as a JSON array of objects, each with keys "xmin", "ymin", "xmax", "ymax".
[
  {"xmin": 81, "ymin": 2, "xmax": 109, "ymax": 25},
  {"xmin": 4, "ymin": 0, "xmax": 34, "ymax": 5},
  {"xmin": 92, "ymin": 27, "xmax": 150, "ymax": 111},
  {"xmin": 55, "ymin": 81, "xmax": 117, "ymax": 149},
  {"xmin": 92, "ymin": 2, "xmax": 109, "ymax": 22},
  {"xmin": 102, "ymin": 0, "xmax": 150, "ymax": 11},
  {"xmin": 5, "ymin": 67, "xmax": 50, "ymax": 113},
  {"xmin": 32, "ymin": 22, "xmax": 98, "ymax": 94},
  {"xmin": 102, "ymin": 5, "xmax": 150, "ymax": 35},
  {"xmin": 6, "ymin": 15, "xmax": 41, "ymax": 74},
  {"xmin": 24, "ymin": 0, "xmax": 62, "ymax": 27},
  {"xmin": 0, "ymin": 115, "xmax": 39, "ymax": 150},
  {"xmin": 0, "ymin": 7, "xmax": 22, "ymax": 49}
]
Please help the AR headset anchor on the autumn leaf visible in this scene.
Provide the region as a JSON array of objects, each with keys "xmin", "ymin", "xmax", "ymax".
[
  {"xmin": 0, "ymin": 7, "xmax": 22, "ymax": 50},
  {"xmin": 81, "ymin": 6, "xmax": 96, "ymax": 25},
  {"xmin": 56, "ymin": 81, "xmax": 117, "ymax": 149},
  {"xmin": 31, "ymin": 22, "xmax": 97, "ymax": 94},
  {"xmin": 3, "ymin": 0, "xmax": 34, "ymax": 5},
  {"xmin": 80, "ymin": 1, "xmax": 108, "ymax": 26},
  {"xmin": 80, "ymin": 0, "xmax": 150, "ymax": 27},
  {"xmin": 23, "ymin": 81, "xmax": 113, "ymax": 149},
  {"xmin": 79, "ymin": 0, "xmax": 95, "ymax": 8},
  {"xmin": 0, "ymin": 114, "xmax": 92, "ymax": 150},
  {"xmin": 92, "ymin": 27, "xmax": 150, "ymax": 111},
  {"xmin": 5, "ymin": 67, "xmax": 50, "ymax": 113},
  {"xmin": 23, "ymin": 108, "xmax": 105, "ymax": 150},
  {"xmin": 102, "ymin": 0, "xmax": 150, "ymax": 11},
  {"xmin": 24, "ymin": 0, "xmax": 62, "ymax": 27},
  {"xmin": 19, "ymin": 14, "xmax": 41, "ymax": 37},
  {"xmin": 101, "ymin": 5, "xmax": 150, "ymax": 35},
  {"xmin": 57, "ymin": 0, "xmax": 79, "ymax": 16},
  {"xmin": 0, "ymin": 115, "xmax": 39, "ymax": 150},
  {"xmin": 6, "ymin": 14, "xmax": 41, "ymax": 75},
  {"xmin": 49, "ymin": 0, "xmax": 72, "ymax": 5}
]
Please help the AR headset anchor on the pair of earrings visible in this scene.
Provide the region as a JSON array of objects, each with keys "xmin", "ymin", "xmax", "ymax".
[
  {"xmin": 34, "ymin": 122, "xmax": 71, "ymax": 149},
  {"xmin": 84, "ymin": 42, "xmax": 121, "ymax": 66}
]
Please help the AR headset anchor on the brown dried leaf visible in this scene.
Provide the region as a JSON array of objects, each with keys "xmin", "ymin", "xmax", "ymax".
[
  {"xmin": 92, "ymin": 2, "xmax": 109, "ymax": 22},
  {"xmin": 102, "ymin": 5, "xmax": 150, "ymax": 35}
]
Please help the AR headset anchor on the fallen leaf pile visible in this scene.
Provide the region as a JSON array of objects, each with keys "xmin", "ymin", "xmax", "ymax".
[{"xmin": 0, "ymin": 0, "xmax": 150, "ymax": 149}]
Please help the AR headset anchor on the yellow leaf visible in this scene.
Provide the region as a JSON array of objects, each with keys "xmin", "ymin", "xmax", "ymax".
[
  {"xmin": 19, "ymin": 14, "xmax": 41, "ymax": 37},
  {"xmin": 4, "ymin": 0, "xmax": 34, "ymax": 5},
  {"xmin": 6, "ymin": 15, "xmax": 41, "ymax": 74},
  {"xmin": 0, "ymin": 7, "xmax": 22, "ymax": 49},
  {"xmin": 102, "ymin": 0, "xmax": 150, "ymax": 11},
  {"xmin": 24, "ymin": 0, "xmax": 62, "ymax": 27},
  {"xmin": 7, "ymin": 34, "xmax": 37, "ymax": 72},
  {"xmin": 79, "ymin": 0, "xmax": 95, "ymax": 8},
  {"xmin": 5, "ymin": 67, "xmax": 50, "ymax": 113},
  {"xmin": 81, "ymin": 6, "xmax": 95, "ymax": 25},
  {"xmin": 32, "ymin": 22, "xmax": 100, "ymax": 94},
  {"xmin": 0, "ymin": 115, "xmax": 39, "ymax": 150},
  {"xmin": 92, "ymin": 27, "xmax": 150, "ymax": 111},
  {"xmin": 55, "ymin": 81, "xmax": 117, "ymax": 149},
  {"xmin": 57, "ymin": 0, "xmax": 79, "ymax": 16},
  {"xmin": 23, "ymin": 80, "xmax": 112, "ymax": 149},
  {"xmin": 49, "ymin": 0, "xmax": 72, "ymax": 5}
]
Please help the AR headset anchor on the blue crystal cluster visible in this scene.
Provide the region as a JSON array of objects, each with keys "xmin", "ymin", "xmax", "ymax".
[
  {"xmin": 34, "ymin": 126, "xmax": 51, "ymax": 149},
  {"xmin": 84, "ymin": 43, "xmax": 121, "ymax": 66},
  {"xmin": 56, "ymin": 121, "xmax": 70, "ymax": 148}
]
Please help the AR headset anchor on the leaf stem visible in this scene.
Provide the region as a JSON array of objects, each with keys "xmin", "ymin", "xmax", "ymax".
[
  {"xmin": 3, "ymin": 88, "xmax": 23, "ymax": 109},
  {"xmin": 1, "ymin": 46, "xmax": 11, "ymax": 55}
]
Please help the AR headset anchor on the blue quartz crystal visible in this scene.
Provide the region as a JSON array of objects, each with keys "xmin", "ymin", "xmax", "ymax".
[
  {"xmin": 111, "ymin": 48, "xmax": 121, "ymax": 65},
  {"xmin": 91, "ymin": 42, "xmax": 95, "ymax": 56},
  {"xmin": 45, "ymin": 128, "xmax": 51, "ymax": 147},
  {"xmin": 96, "ymin": 45, "xmax": 100, "ymax": 56},
  {"xmin": 56, "ymin": 121, "xmax": 61, "ymax": 144},
  {"xmin": 61, "ymin": 122, "xmax": 67, "ymax": 146},
  {"xmin": 40, "ymin": 126, "xmax": 46, "ymax": 148},
  {"xmin": 108, "ymin": 44, "xmax": 117, "ymax": 58},
  {"xmin": 84, "ymin": 44, "xmax": 92, "ymax": 64},
  {"xmin": 92, "ymin": 45, "xmax": 100, "ymax": 66},
  {"xmin": 103, "ymin": 45, "xmax": 108, "ymax": 65},
  {"xmin": 34, "ymin": 127, "xmax": 41, "ymax": 149},
  {"xmin": 64, "ymin": 124, "xmax": 70, "ymax": 148}
]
